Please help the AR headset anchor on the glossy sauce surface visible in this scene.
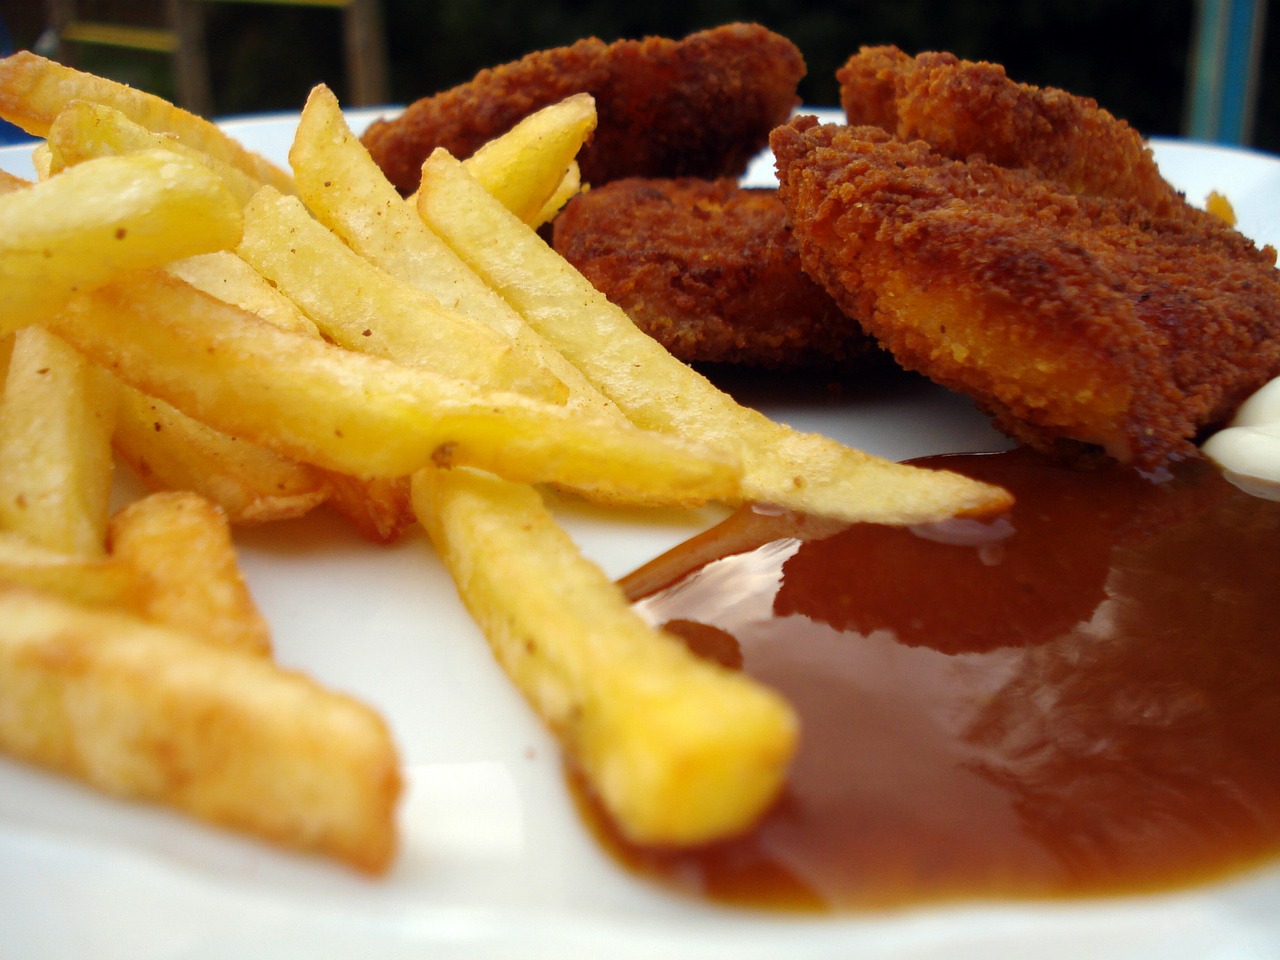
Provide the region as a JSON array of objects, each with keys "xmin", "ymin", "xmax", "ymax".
[{"xmin": 596, "ymin": 449, "xmax": 1280, "ymax": 911}]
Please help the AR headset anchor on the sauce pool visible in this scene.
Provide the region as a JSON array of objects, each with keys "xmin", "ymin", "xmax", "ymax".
[{"xmin": 585, "ymin": 449, "xmax": 1280, "ymax": 911}]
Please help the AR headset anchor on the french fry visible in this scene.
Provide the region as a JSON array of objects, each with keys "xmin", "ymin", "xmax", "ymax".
[
  {"xmin": 532, "ymin": 159, "xmax": 583, "ymax": 227},
  {"xmin": 44, "ymin": 100, "xmax": 264, "ymax": 206},
  {"xmin": 416, "ymin": 149, "xmax": 1013, "ymax": 524},
  {"xmin": 288, "ymin": 85, "xmax": 614, "ymax": 419},
  {"xmin": 238, "ymin": 185, "xmax": 565, "ymax": 403},
  {"xmin": 0, "ymin": 326, "xmax": 115, "ymax": 555},
  {"xmin": 0, "ymin": 585, "xmax": 400, "ymax": 873},
  {"xmin": 166, "ymin": 250, "xmax": 319, "ymax": 338},
  {"xmin": 0, "ymin": 168, "xmax": 27, "ymax": 195},
  {"xmin": 461, "ymin": 92, "xmax": 596, "ymax": 225},
  {"xmin": 108, "ymin": 492, "xmax": 272, "ymax": 657},
  {"xmin": 112, "ymin": 381, "xmax": 330, "ymax": 525},
  {"xmin": 0, "ymin": 51, "xmax": 294, "ymax": 194},
  {"xmin": 0, "ymin": 149, "xmax": 242, "ymax": 333},
  {"xmin": 413, "ymin": 466, "xmax": 797, "ymax": 844},
  {"xmin": 43, "ymin": 269, "xmax": 740, "ymax": 503},
  {"xmin": 0, "ymin": 531, "xmax": 144, "ymax": 610}
]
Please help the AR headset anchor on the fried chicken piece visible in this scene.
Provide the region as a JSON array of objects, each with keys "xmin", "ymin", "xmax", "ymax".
[
  {"xmin": 771, "ymin": 116, "xmax": 1280, "ymax": 467},
  {"xmin": 837, "ymin": 45, "xmax": 1184, "ymax": 217},
  {"xmin": 552, "ymin": 177, "xmax": 881, "ymax": 370},
  {"xmin": 361, "ymin": 23, "xmax": 804, "ymax": 196}
]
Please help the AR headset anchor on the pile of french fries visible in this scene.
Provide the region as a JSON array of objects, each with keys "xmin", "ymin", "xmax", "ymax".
[{"xmin": 0, "ymin": 51, "xmax": 1010, "ymax": 871}]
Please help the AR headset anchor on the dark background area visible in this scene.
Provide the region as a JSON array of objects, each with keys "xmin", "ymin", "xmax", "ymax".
[{"xmin": 1, "ymin": 1, "xmax": 1276, "ymax": 152}]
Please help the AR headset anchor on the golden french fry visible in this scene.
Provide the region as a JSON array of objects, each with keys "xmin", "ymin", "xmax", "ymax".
[
  {"xmin": 0, "ymin": 530, "xmax": 145, "ymax": 610},
  {"xmin": 0, "ymin": 326, "xmax": 115, "ymax": 555},
  {"xmin": 288, "ymin": 85, "xmax": 615, "ymax": 418},
  {"xmin": 0, "ymin": 168, "xmax": 27, "ymax": 195},
  {"xmin": 238, "ymin": 185, "xmax": 564, "ymax": 403},
  {"xmin": 44, "ymin": 100, "xmax": 264, "ymax": 206},
  {"xmin": 0, "ymin": 149, "xmax": 242, "ymax": 333},
  {"xmin": 323, "ymin": 473, "xmax": 413, "ymax": 544},
  {"xmin": 413, "ymin": 466, "xmax": 796, "ymax": 845},
  {"xmin": 416, "ymin": 149, "xmax": 1012, "ymax": 524},
  {"xmin": 461, "ymin": 92, "xmax": 596, "ymax": 225},
  {"xmin": 112, "ymin": 380, "xmax": 330, "ymax": 525},
  {"xmin": 0, "ymin": 585, "xmax": 400, "ymax": 873},
  {"xmin": 108, "ymin": 492, "xmax": 273, "ymax": 657},
  {"xmin": 166, "ymin": 250, "xmax": 319, "ymax": 338},
  {"xmin": 0, "ymin": 51, "xmax": 293, "ymax": 194},
  {"xmin": 44, "ymin": 270, "xmax": 740, "ymax": 503},
  {"xmin": 532, "ymin": 159, "xmax": 583, "ymax": 227}
]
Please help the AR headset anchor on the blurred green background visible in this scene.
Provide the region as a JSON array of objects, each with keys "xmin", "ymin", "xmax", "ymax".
[{"xmin": 2, "ymin": 0, "xmax": 1275, "ymax": 151}]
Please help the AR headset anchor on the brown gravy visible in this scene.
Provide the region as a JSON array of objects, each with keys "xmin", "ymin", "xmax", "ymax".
[{"xmin": 588, "ymin": 449, "xmax": 1280, "ymax": 911}]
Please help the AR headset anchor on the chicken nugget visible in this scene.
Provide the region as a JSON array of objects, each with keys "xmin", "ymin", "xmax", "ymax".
[
  {"xmin": 771, "ymin": 116, "xmax": 1280, "ymax": 467},
  {"xmin": 361, "ymin": 23, "xmax": 804, "ymax": 196},
  {"xmin": 552, "ymin": 176, "xmax": 880, "ymax": 370},
  {"xmin": 838, "ymin": 45, "xmax": 1184, "ymax": 216}
]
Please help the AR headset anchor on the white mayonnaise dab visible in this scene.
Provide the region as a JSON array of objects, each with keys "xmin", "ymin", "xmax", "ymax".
[{"xmin": 1202, "ymin": 378, "xmax": 1280, "ymax": 499}]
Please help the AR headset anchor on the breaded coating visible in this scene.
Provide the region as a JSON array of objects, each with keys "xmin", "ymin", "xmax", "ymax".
[
  {"xmin": 771, "ymin": 116, "xmax": 1280, "ymax": 467},
  {"xmin": 552, "ymin": 177, "xmax": 880, "ymax": 370},
  {"xmin": 361, "ymin": 23, "xmax": 804, "ymax": 196},
  {"xmin": 838, "ymin": 46, "xmax": 1184, "ymax": 216}
]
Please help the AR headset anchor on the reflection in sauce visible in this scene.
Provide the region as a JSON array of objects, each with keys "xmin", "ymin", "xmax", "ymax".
[{"xmin": 588, "ymin": 449, "xmax": 1280, "ymax": 911}]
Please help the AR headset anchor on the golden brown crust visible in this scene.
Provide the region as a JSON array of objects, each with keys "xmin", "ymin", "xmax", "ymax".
[
  {"xmin": 771, "ymin": 116, "xmax": 1280, "ymax": 467},
  {"xmin": 361, "ymin": 23, "xmax": 804, "ymax": 195},
  {"xmin": 551, "ymin": 177, "xmax": 881, "ymax": 370},
  {"xmin": 838, "ymin": 45, "xmax": 1184, "ymax": 216}
]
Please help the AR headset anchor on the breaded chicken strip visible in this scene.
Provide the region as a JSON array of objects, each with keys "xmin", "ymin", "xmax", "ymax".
[
  {"xmin": 838, "ymin": 45, "xmax": 1184, "ymax": 216},
  {"xmin": 552, "ymin": 177, "xmax": 880, "ymax": 370},
  {"xmin": 771, "ymin": 117, "xmax": 1280, "ymax": 467},
  {"xmin": 362, "ymin": 23, "xmax": 804, "ymax": 196}
]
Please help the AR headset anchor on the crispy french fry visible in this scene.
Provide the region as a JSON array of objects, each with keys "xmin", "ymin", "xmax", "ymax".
[
  {"xmin": 0, "ymin": 326, "xmax": 115, "ymax": 555},
  {"xmin": 413, "ymin": 466, "xmax": 796, "ymax": 845},
  {"xmin": 238, "ymin": 185, "xmax": 565, "ymax": 403},
  {"xmin": 166, "ymin": 250, "xmax": 319, "ymax": 338},
  {"xmin": 0, "ymin": 530, "xmax": 144, "ymax": 610},
  {"xmin": 461, "ymin": 92, "xmax": 597, "ymax": 225},
  {"xmin": 288, "ymin": 85, "xmax": 615, "ymax": 418},
  {"xmin": 323, "ymin": 473, "xmax": 413, "ymax": 544},
  {"xmin": 0, "ymin": 585, "xmax": 400, "ymax": 873},
  {"xmin": 416, "ymin": 149, "xmax": 1012, "ymax": 524},
  {"xmin": 108, "ymin": 492, "xmax": 272, "ymax": 657},
  {"xmin": 0, "ymin": 149, "xmax": 242, "ymax": 333},
  {"xmin": 43, "ymin": 270, "xmax": 740, "ymax": 503},
  {"xmin": 112, "ymin": 380, "xmax": 330, "ymax": 525},
  {"xmin": 44, "ymin": 100, "xmax": 264, "ymax": 206},
  {"xmin": 0, "ymin": 51, "xmax": 293, "ymax": 194},
  {"xmin": 0, "ymin": 168, "xmax": 27, "ymax": 195},
  {"xmin": 532, "ymin": 159, "xmax": 583, "ymax": 227}
]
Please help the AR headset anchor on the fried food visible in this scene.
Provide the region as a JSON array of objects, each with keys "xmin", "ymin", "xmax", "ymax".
[
  {"xmin": 771, "ymin": 116, "xmax": 1280, "ymax": 467},
  {"xmin": 552, "ymin": 177, "xmax": 882, "ymax": 370},
  {"xmin": 837, "ymin": 45, "xmax": 1184, "ymax": 216},
  {"xmin": 360, "ymin": 22, "xmax": 804, "ymax": 196}
]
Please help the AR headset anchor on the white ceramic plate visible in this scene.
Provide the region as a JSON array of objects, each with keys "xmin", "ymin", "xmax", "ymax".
[{"xmin": 2, "ymin": 109, "xmax": 1279, "ymax": 960}]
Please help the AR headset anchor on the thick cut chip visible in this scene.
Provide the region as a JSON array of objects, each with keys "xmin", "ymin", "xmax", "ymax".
[
  {"xmin": 0, "ymin": 149, "xmax": 242, "ymax": 334},
  {"xmin": 0, "ymin": 531, "xmax": 144, "ymax": 611},
  {"xmin": 238, "ymin": 185, "xmax": 565, "ymax": 403},
  {"xmin": 108, "ymin": 492, "xmax": 272, "ymax": 657},
  {"xmin": 461, "ymin": 92, "xmax": 596, "ymax": 225},
  {"xmin": 44, "ymin": 100, "xmax": 263, "ymax": 207},
  {"xmin": 413, "ymin": 466, "xmax": 797, "ymax": 845},
  {"xmin": 44, "ymin": 270, "xmax": 739, "ymax": 503},
  {"xmin": 415, "ymin": 149, "xmax": 1012, "ymax": 523},
  {"xmin": 113, "ymin": 380, "xmax": 330, "ymax": 525},
  {"xmin": 0, "ymin": 51, "xmax": 293, "ymax": 194},
  {"xmin": 288, "ymin": 84, "xmax": 611, "ymax": 418},
  {"xmin": 0, "ymin": 326, "xmax": 115, "ymax": 555},
  {"xmin": 0, "ymin": 586, "xmax": 400, "ymax": 873},
  {"xmin": 167, "ymin": 250, "xmax": 319, "ymax": 338}
]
